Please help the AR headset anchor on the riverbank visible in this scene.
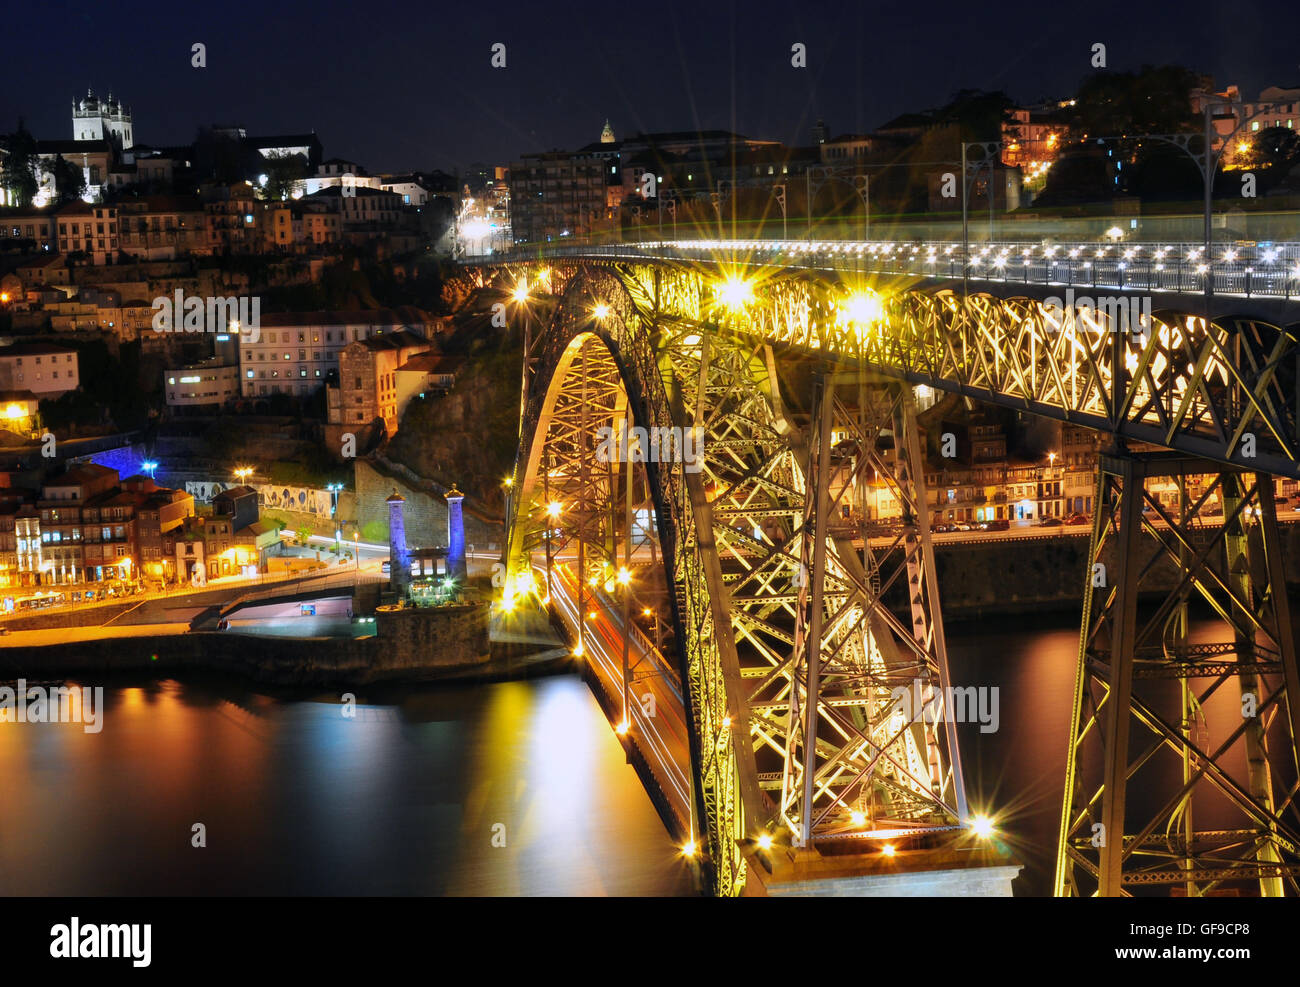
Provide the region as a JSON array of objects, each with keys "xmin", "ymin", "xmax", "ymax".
[
  {"xmin": 0, "ymin": 601, "xmax": 575, "ymax": 688},
  {"xmin": 927, "ymin": 521, "xmax": 1300, "ymax": 619}
]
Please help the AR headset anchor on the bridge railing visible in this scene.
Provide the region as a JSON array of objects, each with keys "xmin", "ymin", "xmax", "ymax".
[{"xmin": 495, "ymin": 238, "xmax": 1300, "ymax": 300}]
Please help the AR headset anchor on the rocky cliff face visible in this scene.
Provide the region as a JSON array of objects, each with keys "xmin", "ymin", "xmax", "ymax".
[
  {"xmin": 385, "ymin": 285, "xmax": 526, "ymax": 517},
  {"xmin": 385, "ymin": 346, "xmax": 520, "ymax": 516}
]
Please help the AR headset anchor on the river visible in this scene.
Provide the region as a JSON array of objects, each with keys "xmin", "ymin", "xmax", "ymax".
[{"xmin": 0, "ymin": 609, "xmax": 1290, "ymax": 896}]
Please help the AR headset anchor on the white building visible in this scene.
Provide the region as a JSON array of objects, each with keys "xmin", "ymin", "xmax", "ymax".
[
  {"xmin": 380, "ymin": 175, "xmax": 430, "ymax": 206},
  {"xmin": 0, "ymin": 342, "xmax": 81, "ymax": 397},
  {"xmin": 239, "ymin": 308, "xmax": 434, "ymax": 400},
  {"xmin": 306, "ymin": 187, "xmax": 404, "ymax": 228},
  {"xmin": 301, "ymin": 159, "xmax": 383, "ymax": 197},
  {"xmin": 72, "ymin": 89, "xmax": 133, "ymax": 149},
  {"xmin": 164, "ymin": 361, "xmax": 240, "ymax": 411}
]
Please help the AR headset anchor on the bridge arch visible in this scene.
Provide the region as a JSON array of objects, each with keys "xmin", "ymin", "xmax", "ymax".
[
  {"xmin": 503, "ymin": 264, "xmax": 749, "ymax": 894},
  {"xmin": 501, "ymin": 262, "xmax": 970, "ymax": 896},
  {"xmin": 478, "ymin": 248, "xmax": 1300, "ymax": 896}
]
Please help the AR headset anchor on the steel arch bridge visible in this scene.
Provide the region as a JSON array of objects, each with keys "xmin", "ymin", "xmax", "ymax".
[{"xmin": 472, "ymin": 247, "xmax": 1300, "ymax": 897}]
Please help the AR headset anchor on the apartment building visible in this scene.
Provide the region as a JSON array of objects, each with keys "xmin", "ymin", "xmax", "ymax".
[
  {"xmin": 0, "ymin": 213, "xmax": 57, "ymax": 252},
  {"xmin": 37, "ymin": 463, "xmax": 126, "ymax": 584},
  {"xmin": 164, "ymin": 359, "xmax": 241, "ymax": 412},
  {"xmin": 328, "ymin": 331, "xmax": 432, "ymax": 436},
  {"xmin": 29, "ymin": 464, "xmax": 193, "ymax": 586},
  {"xmin": 118, "ymin": 195, "xmax": 208, "ymax": 259},
  {"xmin": 508, "ymin": 149, "xmax": 611, "ymax": 243},
  {"xmin": 56, "ymin": 203, "xmax": 118, "ymax": 263},
  {"xmin": 0, "ymin": 342, "xmax": 81, "ymax": 397},
  {"xmin": 239, "ymin": 307, "xmax": 435, "ymax": 399}
]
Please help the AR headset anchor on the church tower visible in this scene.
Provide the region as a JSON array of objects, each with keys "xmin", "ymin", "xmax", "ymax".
[
  {"xmin": 600, "ymin": 119, "xmax": 616, "ymax": 144},
  {"xmin": 72, "ymin": 89, "xmax": 133, "ymax": 151}
]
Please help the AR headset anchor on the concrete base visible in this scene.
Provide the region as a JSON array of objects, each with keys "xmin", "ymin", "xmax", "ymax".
[{"xmin": 744, "ymin": 844, "xmax": 1022, "ymax": 897}]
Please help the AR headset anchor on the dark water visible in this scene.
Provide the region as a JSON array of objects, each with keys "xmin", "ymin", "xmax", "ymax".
[
  {"xmin": 0, "ymin": 676, "xmax": 696, "ymax": 896},
  {"xmin": 1, "ymin": 611, "xmax": 1290, "ymax": 896},
  {"xmin": 951, "ymin": 607, "xmax": 1297, "ymax": 897}
]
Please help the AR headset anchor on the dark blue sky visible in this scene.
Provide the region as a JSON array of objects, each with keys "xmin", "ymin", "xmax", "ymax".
[{"xmin": 2, "ymin": 0, "xmax": 1296, "ymax": 175}]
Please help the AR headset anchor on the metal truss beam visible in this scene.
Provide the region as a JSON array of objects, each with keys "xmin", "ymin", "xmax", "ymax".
[{"xmin": 1055, "ymin": 451, "xmax": 1300, "ymax": 897}]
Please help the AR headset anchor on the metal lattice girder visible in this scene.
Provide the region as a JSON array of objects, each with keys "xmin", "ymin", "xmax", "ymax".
[
  {"xmin": 506, "ymin": 264, "xmax": 752, "ymax": 896},
  {"xmin": 479, "ymin": 257, "xmax": 1300, "ymax": 477},
  {"xmin": 503, "ymin": 261, "xmax": 973, "ymax": 895},
  {"xmin": 1055, "ymin": 450, "xmax": 1300, "ymax": 897},
  {"xmin": 776, "ymin": 371, "xmax": 968, "ymax": 847}
]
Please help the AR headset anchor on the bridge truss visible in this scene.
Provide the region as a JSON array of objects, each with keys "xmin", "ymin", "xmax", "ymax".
[{"xmin": 476, "ymin": 251, "xmax": 1300, "ymax": 896}]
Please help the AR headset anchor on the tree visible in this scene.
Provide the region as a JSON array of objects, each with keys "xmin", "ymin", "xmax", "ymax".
[
  {"xmin": 258, "ymin": 151, "xmax": 308, "ymax": 201},
  {"xmin": 1067, "ymin": 65, "xmax": 1202, "ymax": 137},
  {"xmin": 1033, "ymin": 146, "xmax": 1118, "ymax": 206},
  {"xmin": 44, "ymin": 155, "xmax": 88, "ymax": 205},
  {"xmin": 0, "ymin": 120, "xmax": 40, "ymax": 207}
]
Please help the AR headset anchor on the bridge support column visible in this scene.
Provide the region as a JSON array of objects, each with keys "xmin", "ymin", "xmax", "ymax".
[
  {"xmin": 780, "ymin": 370, "xmax": 969, "ymax": 847},
  {"xmin": 1056, "ymin": 448, "xmax": 1300, "ymax": 896}
]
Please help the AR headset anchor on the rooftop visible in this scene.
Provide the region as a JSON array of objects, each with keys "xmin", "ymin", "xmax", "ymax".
[
  {"xmin": 0, "ymin": 341, "xmax": 79, "ymax": 357},
  {"xmin": 46, "ymin": 462, "xmax": 116, "ymax": 487},
  {"xmin": 257, "ymin": 307, "xmax": 433, "ymax": 329},
  {"xmin": 397, "ymin": 353, "xmax": 464, "ymax": 374}
]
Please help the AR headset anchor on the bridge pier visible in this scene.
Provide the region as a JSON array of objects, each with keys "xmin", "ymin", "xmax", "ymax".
[
  {"xmin": 741, "ymin": 843, "xmax": 1021, "ymax": 897},
  {"xmin": 1057, "ymin": 448, "xmax": 1300, "ymax": 896}
]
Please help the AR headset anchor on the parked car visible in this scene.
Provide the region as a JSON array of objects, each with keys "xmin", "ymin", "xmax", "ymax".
[
  {"xmin": 979, "ymin": 519, "xmax": 1010, "ymax": 531},
  {"xmin": 932, "ymin": 522, "xmax": 955, "ymax": 533},
  {"xmin": 1065, "ymin": 513, "xmax": 1090, "ymax": 526},
  {"xmin": 1038, "ymin": 517, "xmax": 1063, "ymax": 527}
]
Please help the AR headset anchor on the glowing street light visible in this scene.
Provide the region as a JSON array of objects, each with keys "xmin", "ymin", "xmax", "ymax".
[
  {"xmin": 140, "ymin": 460, "xmax": 158, "ymax": 479},
  {"xmin": 969, "ymin": 814, "xmax": 996, "ymax": 839},
  {"xmin": 837, "ymin": 292, "xmax": 885, "ymax": 338},
  {"xmin": 681, "ymin": 840, "xmax": 697, "ymax": 858},
  {"xmin": 715, "ymin": 276, "xmax": 754, "ymax": 311},
  {"xmin": 234, "ymin": 466, "xmax": 253, "ymax": 483},
  {"xmin": 511, "ymin": 282, "xmax": 530, "ymax": 303},
  {"xmin": 592, "ymin": 302, "xmax": 610, "ymax": 320},
  {"xmin": 756, "ymin": 833, "xmax": 773, "ymax": 851},
  {"xmin": 547, "ymin": 501, "xmax": 563, "ymax": 518}
]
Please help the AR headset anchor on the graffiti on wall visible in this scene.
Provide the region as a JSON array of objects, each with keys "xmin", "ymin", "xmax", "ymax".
[{"xmin": 186, "ymin": 481, "xmax": 333, "ymax": 518}]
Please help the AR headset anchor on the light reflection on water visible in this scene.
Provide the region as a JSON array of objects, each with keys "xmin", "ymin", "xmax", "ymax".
[
  {"xmin": 2, "ymin": 607, "xmax": 1293, "ymax": 897},
  {"xmin": 0, "ymin": 675, "xmax": 696, "ymax": 897}
]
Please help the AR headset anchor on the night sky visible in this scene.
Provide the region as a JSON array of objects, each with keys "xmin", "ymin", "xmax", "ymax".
[{"xmin": 3, "ymin": 0, "xmax": 1297, "ymax": 175}]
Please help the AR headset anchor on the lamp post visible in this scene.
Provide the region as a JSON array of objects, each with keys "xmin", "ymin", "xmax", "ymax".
[
  {"xmin": 545, "ymin": 500, "xmax": 561, "ymax": 605},
  {"xmin": 804, "ymin": 165, "xmax": 872, "ymax": 243},
  {"xmin": 642, "ymin": 607, "xmax": 663, "ymax": 653},
  {"xmin": 1048, "ymin": 451, "xmax": 1058, "ymax": 518}
]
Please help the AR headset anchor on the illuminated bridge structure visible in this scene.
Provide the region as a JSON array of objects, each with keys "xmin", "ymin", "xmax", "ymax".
[{"xmin": 465, "ymin": 240, "xmax": 1300, "ymax": 897}]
